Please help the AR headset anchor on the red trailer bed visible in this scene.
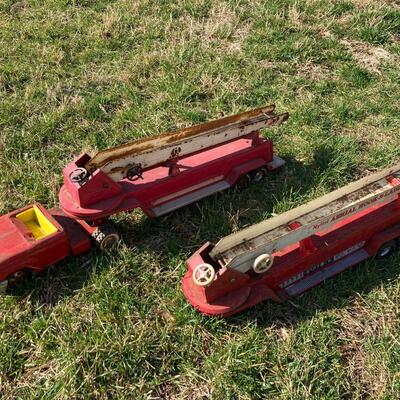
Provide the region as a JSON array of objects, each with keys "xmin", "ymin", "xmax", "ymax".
[{"xmin": 59, "ymin": 132, "xmax": 283, "ymax": 221}]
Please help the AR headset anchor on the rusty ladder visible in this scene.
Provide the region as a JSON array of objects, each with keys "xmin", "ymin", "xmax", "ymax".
[{"xmin": 84, "ymin": 105, "xmax": 288, "ymax": 181}]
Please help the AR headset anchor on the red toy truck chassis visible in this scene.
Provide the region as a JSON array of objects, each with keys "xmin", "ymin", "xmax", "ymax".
[
  {"xmin": 59, "ymin": 105, "xmax": 288, "ymax": 223},
  {"xmin": 183, "ymin": 164, "xmax": 400, "ymax": 317}
]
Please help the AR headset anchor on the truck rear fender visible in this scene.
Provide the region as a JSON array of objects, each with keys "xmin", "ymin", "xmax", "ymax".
[
  {"xmin": 226, "ymin": 158, "xmax": 271, "ymax": 186},
  {"xmin": 364, "ymin": 222, "xmax": 400, "ymax": 256}
]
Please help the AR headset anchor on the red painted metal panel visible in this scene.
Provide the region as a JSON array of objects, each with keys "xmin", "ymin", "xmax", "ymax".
[{"xmin": 0, "ymin": 204, "xmax": 91, "ymax": 282}]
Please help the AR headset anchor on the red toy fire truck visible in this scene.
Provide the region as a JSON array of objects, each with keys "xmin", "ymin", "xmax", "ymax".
[
  {"xmin": 59, "ymin": 105, "xmax": 287, "ymax": 236},
  {"xmin": 183, "ymin": 164, "xmax": 400, "ymax": 317},
  {"xmin": 0, "ymin": 105, "xmax": 287, "ymax": 291}
]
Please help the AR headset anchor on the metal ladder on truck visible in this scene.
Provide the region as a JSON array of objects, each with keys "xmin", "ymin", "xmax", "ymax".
[
  {"xmin": 82, "ymin": 104, "xmax": 289, "ymax": 182},
  {"xmin": 209, "ymin": 163, "xmax": 400, "ymax": 277}
]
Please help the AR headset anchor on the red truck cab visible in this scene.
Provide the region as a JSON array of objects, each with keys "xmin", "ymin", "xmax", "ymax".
[{"xmin": 0, "ymin": 204, "xmax": 91, "ymax": 292}]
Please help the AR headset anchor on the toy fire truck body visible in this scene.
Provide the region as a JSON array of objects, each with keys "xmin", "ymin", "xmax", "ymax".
[
  {"xmin": 183, "ymin": 164, "xmax": 400, "ymax": 317},
  {"xmin": 59, "ymin": 105, "xmax": 287, "ymax": 223}
]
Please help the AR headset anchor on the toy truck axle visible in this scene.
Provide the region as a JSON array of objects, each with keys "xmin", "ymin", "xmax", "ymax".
[{"xmin": 183, "ymin": 164, "xmax": 400, "ymax": 317}]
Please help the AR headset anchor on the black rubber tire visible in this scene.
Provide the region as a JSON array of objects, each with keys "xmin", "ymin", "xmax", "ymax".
[
  {"xmin": 92, "ymin": 224, "xmax": 120, "ymax": 251},
  {"xmin": 7, "ymin": 269, "xmax": 31, "ymax": 287},
  {"xmin": 250, "ymin": 168, "xmax": 267, "ymax": 183},
  {"xmin": 235, "ymin": 174, "xmax": 251, "ymax": 189},
  {"xmin": 376, "ymin": 240, "xmax": 397, "ymax": 259}
]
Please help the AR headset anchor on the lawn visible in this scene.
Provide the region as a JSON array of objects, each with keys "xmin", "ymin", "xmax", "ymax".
[{"xmin": 0, "ymin": 0, "xmax": 400, "ymax": 398}]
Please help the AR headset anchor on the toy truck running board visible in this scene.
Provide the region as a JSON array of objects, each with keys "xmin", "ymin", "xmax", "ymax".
[
  {"xmin": 183, "ymin": 163, "xmax": 400, "ymax": 316},
  {"xmin": 283, "ymin": 248, "xmax": 370, "ymax": 297},
  {"xmin": 151, "ymin": 180, "xmax": 231, "ymax": 217}
]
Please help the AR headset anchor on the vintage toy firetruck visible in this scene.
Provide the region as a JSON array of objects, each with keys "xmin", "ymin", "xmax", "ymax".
[
  {"xmin": 183, "ymin": 164, "xmax": 400, "ymax": 316},
  {"xmin": 0, "ymin": 105, "xmax": 287, "ymax": 291},
  {"xmin": 59, "ymin": 105, "xmax": 287, "ymax": 239}
]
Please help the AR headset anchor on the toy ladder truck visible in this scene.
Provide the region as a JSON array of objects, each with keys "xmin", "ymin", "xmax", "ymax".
[
  {"xmin": 183, "ymin": 164, "xmax": 400, "ymax": 316},
  {"xmin": 59, "ymin": 104, "xmax": 288, "ymax": 246},
  {"xmin": 0, "ymin": 105, "xmax": 287, "ymax": 292}
]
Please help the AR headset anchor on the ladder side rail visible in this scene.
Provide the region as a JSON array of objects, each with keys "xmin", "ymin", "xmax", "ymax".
[
  {"xmin": 224, "ymin": 182, "xmax": 400, "ymax": 272},
  {"xmin": 210, "ymin": 164, "xmax": 400, "ymax": 259}
]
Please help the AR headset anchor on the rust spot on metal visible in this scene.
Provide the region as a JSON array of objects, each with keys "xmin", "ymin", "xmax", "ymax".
[
  {"xmin": 170, "ymin": 147, "xmax": 182, "ymax": 159},
  {"xmin": 162, "ymin": 104, "xmax": 276, "ymax": 144}
]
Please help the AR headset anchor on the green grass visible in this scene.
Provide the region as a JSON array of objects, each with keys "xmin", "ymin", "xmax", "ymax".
[{"xmin": 1, "ymin": 0, "xmax": 400, "ymax": 398}]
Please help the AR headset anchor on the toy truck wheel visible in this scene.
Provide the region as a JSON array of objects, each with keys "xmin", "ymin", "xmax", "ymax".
[
  {"xmin": 252, "ymin": 253, "xmax": 274, "ymax": 274},
  {"xmin": 236, "ymin": 174, "xmax": 251, "ymax": 189},
  {"xmin": 92, "ymin": 225, "xmax": 120, "ymax": 251},
  {"xmin": 376, "ymin": 240, "xmax": 396, "ymax": 259},
  {"xmin": 7, "ymin": 269, "xmax": 31, "ymax": 287},
  {"xmin": 250, "ymin": 168, "xmax": 267, "ymax": 183},
  {"xmin": 192, "ymin": 263, "xmax": 216, "ymax": 287}
]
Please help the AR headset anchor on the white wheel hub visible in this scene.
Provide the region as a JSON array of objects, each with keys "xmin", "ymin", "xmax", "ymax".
[
  {"xmin": 192, "ymin": 263, "xmax": 216, "ymax": 287},
  {"xmin": 252, "ymin": 169, "xmax": 266, "ymax": 182},
  {"xmin": 100, "ymin": 233, "xmax": 119, "ymax": 251},
  {"xmin": 252, "ymin": 253, "xmax": 274, "ymax": 274}
]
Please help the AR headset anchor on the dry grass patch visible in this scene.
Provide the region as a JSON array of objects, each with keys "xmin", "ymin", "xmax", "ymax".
[
  {"xmin": 181, "ymin": 3, "xmax": 250, "ymax": 54},
  {"xmin": 341, "ymin": 39, "xmax": 393, "ymax": 74},
  {"xmin": 350, "ymin": 0, "xmax": 400, "ymax": 10},
  {"xmin": 296, "ymin": 61, "xmax": 335, "ymax": 81},
  {"xmin": 154, "ymin": 377, "xmax": 213, "ymax": 400},
  {"xmin": 339, "ymin": 115, "xmax": 399, "ymax": 148}
]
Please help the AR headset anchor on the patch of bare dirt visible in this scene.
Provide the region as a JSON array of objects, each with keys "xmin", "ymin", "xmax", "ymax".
[{"xmin": 340, "ymin": 39, "xmax": 392, "ymax": 75}]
